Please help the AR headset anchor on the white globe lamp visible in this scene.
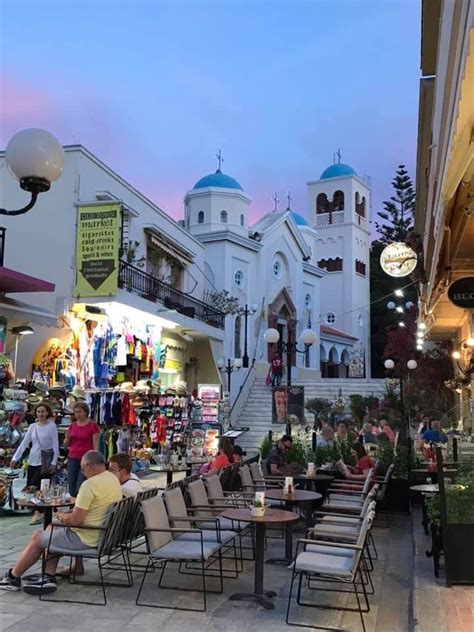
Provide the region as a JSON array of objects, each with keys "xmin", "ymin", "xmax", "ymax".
[
  {"xmin": 384, "ymin": 359, "xmax": 395, "ymax": 370},
  {"xmin": 263, "ymin": 328, "xmax": 280, "ymax": 344},
  {"xmin": 300, "ymin": 328, "xmax": 317, "ymax": 346},
  {"xmin": 407, "ymin": 360, "xmax": 418, "ymax": 370},
  {"xmin": 5, "ymin": 128, "xmax": 64, "ymax": 191}
]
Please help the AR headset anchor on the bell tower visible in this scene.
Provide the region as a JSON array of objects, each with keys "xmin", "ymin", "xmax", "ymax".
[{"xmin": 307, "ymin": 154, "xmax": 372, "ymax": 375}]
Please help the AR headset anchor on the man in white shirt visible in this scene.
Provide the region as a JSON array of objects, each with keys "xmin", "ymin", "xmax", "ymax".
[{"xmin": 108, "ymin": 453, "xmax": 142, "ymax": 497}]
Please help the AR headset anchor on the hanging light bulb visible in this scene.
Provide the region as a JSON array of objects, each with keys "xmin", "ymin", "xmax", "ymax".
[{"xmin": 394, "ymin": 289, "xmax": 404, "ymax": 297}]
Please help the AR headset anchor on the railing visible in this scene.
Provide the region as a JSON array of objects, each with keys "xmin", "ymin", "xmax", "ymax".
[
  {"xmin": 118, "ymin": 260, "xmax": 225, "ymax": 329},
  {"xmin": 315, "ymin": 210, "xmax": 344, "ymax": 227}
]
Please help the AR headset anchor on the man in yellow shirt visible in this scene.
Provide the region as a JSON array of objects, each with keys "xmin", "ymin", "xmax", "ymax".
[{"xmin": 0, "ymin": 450, "xmax": 122, "ymax": 595}]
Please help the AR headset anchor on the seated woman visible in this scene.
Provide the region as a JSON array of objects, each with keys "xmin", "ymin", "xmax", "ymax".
[
  {"xmin": 344, "ymin": 443, "xmax": 375, "ymax": 480},
  {"xmin": 200, "ymin": 437, "xmax": 234, "ymax": 476}
]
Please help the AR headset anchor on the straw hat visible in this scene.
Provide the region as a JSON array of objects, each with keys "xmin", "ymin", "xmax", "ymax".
[
  {"xmin": 34, "ymin": 381, "xmax": 48, "ymax": 394},
  {"xmin": 70, "ymin": 386, "xmax": 86, "ymax": 400},
  {"xmin": 134, "ymin": 379, "xmax": 150, "ymax": 393},
  {"xmin": 120, "ymin": 382, "xmax": 135, "ymax": 393}
]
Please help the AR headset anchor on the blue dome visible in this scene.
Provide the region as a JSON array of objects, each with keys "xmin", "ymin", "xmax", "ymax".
[
  {"xmin": 320, "ymin": 163, "xmax": 357, "ymax": 180},
  {"xmin": 193, "ymin": 169, "xmax": 243, "ymax": 191},
  {"xmin": 290, "ymin": 210, "xmax": 310, "ymax": 226}
]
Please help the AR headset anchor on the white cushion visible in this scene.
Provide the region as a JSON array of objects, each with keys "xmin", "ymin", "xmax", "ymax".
[
  {"xmin": 321, "ymin": 515, "xmax": 359, "ymax": 524},
  {"xmin": 295, "ymin": 551, "xmax": 355, "ymax": 579},
  {"xmin": 305, "ymin": 543, "xmax": 355, "ymax": 558},
  {"xmin": 150, "ymin": 538, "xmax": 221, "ymax": 561},
  {"xmin": 312, "ymin": 523, "xmax": 358, "ymax": 536}
]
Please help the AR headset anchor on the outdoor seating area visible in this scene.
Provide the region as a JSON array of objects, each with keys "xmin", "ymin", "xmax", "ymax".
[{"xmin": 0, "ymin": 447, "xmax": 425, "ymax": 632}]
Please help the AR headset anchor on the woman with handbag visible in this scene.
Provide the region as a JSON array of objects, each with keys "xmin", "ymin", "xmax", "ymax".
[{"xmin": 11, "ymin": 403, "xmax": 59, "ymax": 525}]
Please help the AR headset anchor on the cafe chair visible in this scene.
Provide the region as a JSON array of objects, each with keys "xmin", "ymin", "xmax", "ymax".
[
  {"xmin": 286, "ymin": 508, "xmax": 375, "ymax": 632},
  {"xmin": 312, "ymin": 495, "xmax": 379, "ymax": 561},
  {"xmin": 188, "ymin": 479, "xmax": 253, "ymax": 562},
  {"xmin": 122, "ymin": 488, "xmax": 162, "ymax": 569},
  {"xmin": 135, "ymin": 495, "xmax": 229, "ymax": 612},
  {"xmin": 39, "ymin": 497, "xmax": 134, "ymax": 606},
  {"xmin": 204, "ymin": 474, "xmax": 248, "ymax": 507},
  {"xmin": 164, "ymin": 486, "xmax": 239, "ymax": 576}
]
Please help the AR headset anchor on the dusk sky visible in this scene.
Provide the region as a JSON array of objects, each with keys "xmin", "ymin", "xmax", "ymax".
[{"xmin": 1, "ymin": 0, "xmax": 421, "ymax": 226}]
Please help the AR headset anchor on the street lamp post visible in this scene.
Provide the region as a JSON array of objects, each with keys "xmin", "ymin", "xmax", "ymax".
[
  {"xmin": 264, "ymin": 326, "xmax": 317, "ymax": 434},
  {"xmin": 384, "ymin": 358, "xmax": 417, "ymax": 439},
  {"xmin": 217, "ymin": 357, "xmax": 242, "ymax": 394},
  {"xmin": 237, "ymin": 304, "xmax": 257, "ymax": 368}
]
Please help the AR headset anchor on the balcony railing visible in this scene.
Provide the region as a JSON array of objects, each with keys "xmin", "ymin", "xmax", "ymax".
[
  {"xmin": 315, "ymin": 210, "xmax": 344, "ymax": 227},
  {"xmin": 118, "ymin": 260, "xmax": 225, "ymax": 329}
]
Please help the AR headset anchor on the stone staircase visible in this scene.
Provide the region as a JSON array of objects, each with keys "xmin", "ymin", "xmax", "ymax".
[{"xmin": 236, "ymin": 376, "xmax": 386, "ymax": 453}]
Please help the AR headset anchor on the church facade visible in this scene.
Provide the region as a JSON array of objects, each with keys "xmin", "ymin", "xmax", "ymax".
[{"xmin": 185, "ymin": 157, "xmax": 372, "ymax": 381}]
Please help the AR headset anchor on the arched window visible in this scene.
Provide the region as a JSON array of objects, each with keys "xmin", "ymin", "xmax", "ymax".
[
  {"xmin": 197, "ymin": 210, "xmax": 204, "ymax": 224},
  {"xmin": 234, "ymin": 316, "xmax": 242, "ymax": 358},
  {"xmin": 333, "ymin": 190, "xmax": 344, "ymax": 211},
  {"xmin": 240, "ymin": 214, "xmax": 245, "ymax": 226},
  {"xmin": 316, "ymin": 193, "xmax": 329, "ymax": 214},
  {"xmin": 355, "ymin": 193, "xmax": 365, "ymax": 219},
  {"xmin": 220, "ymin": 210, "xmax": 228, "ymax": 223}
]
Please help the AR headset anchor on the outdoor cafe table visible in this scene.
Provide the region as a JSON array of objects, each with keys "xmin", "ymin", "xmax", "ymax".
[
  {"xmin": 409, "ymin": 484, "xmax": 439, "ymax": 535},
  {"xmin": 149, "ymin": 462, "xmax": 206, "ymax": 485},
  {"xmin": 221, "ymin": 507, "xmax": 298, "ymax": 609},
  {"xmin": 265, "ymin": 487, "xmax": 322, "ymax": 533},
  {"xmin": 17, "ymin": 498, "xmax": 75, "ymax": 529},
  {"xmin": 409, "ymin": 483, "xmax": 443, "ymax": 576},
  {"xmin": 411, "ymin": 467, "xmax": 458, "ymax": 484},
  {"xmin": 297, "ymin": 473, "xmax": 334, "ymax": 497}
]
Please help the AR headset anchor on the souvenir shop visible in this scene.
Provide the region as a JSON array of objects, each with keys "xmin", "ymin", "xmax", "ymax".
[{"xmin": 0, "ymin": 301, "xmax": 227, "ymax": 480}]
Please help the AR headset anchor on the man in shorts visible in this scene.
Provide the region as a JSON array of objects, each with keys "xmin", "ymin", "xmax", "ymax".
[{"xmin": 0, "ymin": 450, "xmax": 122, "ymax": 594}]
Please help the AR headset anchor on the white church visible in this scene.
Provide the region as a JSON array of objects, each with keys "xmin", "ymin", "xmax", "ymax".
[
  {"xmin": 1, "ymin": 142, "xmax": 372, "ymax": 409},
  {"xmin": 185, "ymin": 154, "xmax": 371, "ymax": 380}
]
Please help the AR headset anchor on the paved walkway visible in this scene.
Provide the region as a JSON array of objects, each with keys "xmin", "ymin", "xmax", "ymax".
[
  {"xmin": 412, "ymin": 507, "xmax": 474, "ymax": 632},
  {"xmin": 0, "ymin": 497, "xmax": 472, "ymax": 631}
]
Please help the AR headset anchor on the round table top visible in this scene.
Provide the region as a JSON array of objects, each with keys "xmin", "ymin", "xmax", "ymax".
[
  {"xmin": 410, "ymin": 484, "xmax": 439, "ymax": 493},
  {"xmin": 265, "ymin": 489, "xmax": 322, "ymax": 503},
  {"xmin": 17, "ymin": 497, "xmax": 75, "ymax": 509},
  {"xmin": 221, "ymin": 507, "xmax": 299, "ymax": 524}
]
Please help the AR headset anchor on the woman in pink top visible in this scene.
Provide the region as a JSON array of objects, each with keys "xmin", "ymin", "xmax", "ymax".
[
  {"xmin": 379, "ymin": 419, "xmax": 396, "ymax": 443},
  {"xmin": 64, "ymin": 401, "xmax": 100, "ymax": 496}
]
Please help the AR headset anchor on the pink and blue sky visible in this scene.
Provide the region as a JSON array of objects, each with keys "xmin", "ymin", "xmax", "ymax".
[{"xmin": 1, "ymin": 0, "xmax": 421, "ymax": 225}]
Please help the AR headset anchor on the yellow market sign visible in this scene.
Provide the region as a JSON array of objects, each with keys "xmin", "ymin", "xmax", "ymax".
[
  {"xmin": 75, "ymin": 204, "xmax": 121, "ymax": 297},
  {"xmin": 380, "ymin": 242, "xmax": 417, "ymax": 278}
]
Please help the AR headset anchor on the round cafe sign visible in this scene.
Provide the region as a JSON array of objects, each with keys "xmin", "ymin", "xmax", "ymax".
[{"xmin": 380, "ymin": 242, "xmax": 417, "ymax": 278}]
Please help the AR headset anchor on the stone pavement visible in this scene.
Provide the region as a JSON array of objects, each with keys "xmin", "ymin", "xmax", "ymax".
[
  {"xmin": 412, "ymin": 507, "xmax": 474, "ymax": 632},
  {"xmin": 0, "ymin": 497, "xmax": 471, "ymax": 632}
]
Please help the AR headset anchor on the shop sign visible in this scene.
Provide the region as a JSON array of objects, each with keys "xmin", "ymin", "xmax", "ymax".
[
  {"xmin": 447, "ymin": 277, "xmax": 474, "ymax": 309},
  {"xmin": 75, "ymin": 204, "xmax": 121, "ymax": 297},
  {"xmin": 380, "ymin": 242, "xmax": 417, "ymax": 278}
]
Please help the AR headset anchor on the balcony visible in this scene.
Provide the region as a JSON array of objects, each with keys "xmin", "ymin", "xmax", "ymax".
[
  {"xmin": 315, "ymin": 210, "xmax": 344, "ymax": 227},
  {"xmin": 118, "ymin": 260, "xmax": 225, "ymax": 329}
]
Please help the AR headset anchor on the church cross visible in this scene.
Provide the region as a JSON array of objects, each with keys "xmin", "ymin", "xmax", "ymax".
[
  {"xmin": 272, "ymin": 192, "xmax": 280, "ymax": 212},
  {"xmin": 286, "ymin": 190, "xmax": 292, "ymax": 209},
  {"xmin": 336, "ymin": 148, "xmax": 342, "ymax": 164},
  {"xmin": 215, "ymin": 149, "xmax": 224, "ymax": 171}
]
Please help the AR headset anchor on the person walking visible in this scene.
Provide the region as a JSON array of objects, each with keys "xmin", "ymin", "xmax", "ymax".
[
  {"xmin": 64, "ymin": 401, "xmax": 101, "ymax": 496},
  {"xmin": 11, "ymin": 403, "xmax": 59, "ymax": 525},
  {"xmin": 270, "ymin": 354, "xmax": 283, "ymax": 386}
]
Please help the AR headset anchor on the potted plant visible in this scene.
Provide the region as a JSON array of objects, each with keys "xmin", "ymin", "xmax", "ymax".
[
  {"xmin": 305, "ymin": 397, "xmax": 331, "ymax": 428},
  {"xmin": 426, "ymin": 471, "xmax": 474, "ymax": 584},
  {"xmin": 386, "ymin": 446, "xmax": 421, "ymax": 513},
  {"xmin": 250, "ymin": 494, "xmax": 266, "ymax": 517}
]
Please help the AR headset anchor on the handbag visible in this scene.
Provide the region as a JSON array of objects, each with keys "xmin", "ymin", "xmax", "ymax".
[{"xmin": 34, "ymin": 425, "xmax": 54, "ymax": 476}]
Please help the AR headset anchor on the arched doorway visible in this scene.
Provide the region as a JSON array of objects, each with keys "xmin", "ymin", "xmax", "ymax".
[
  {"xmin": 267, "ymin": 288, "xmax": 297, "ymax": 366},
  {"xmin": 327, "ymin": 346, "xmax": 339, "ymax": 378}
]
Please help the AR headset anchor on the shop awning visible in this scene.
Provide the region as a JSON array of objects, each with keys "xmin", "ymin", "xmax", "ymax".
[
  {"xmin": 0, "ymin": 266, "xmax": 56, "ymax": 293},
  {"xmin": 145, "ymin": 229, "xmax": 193, "ymax": 266},
  {"xmin": 0, "ymin": 296, "xmax": 59, "ymax": 327}
]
